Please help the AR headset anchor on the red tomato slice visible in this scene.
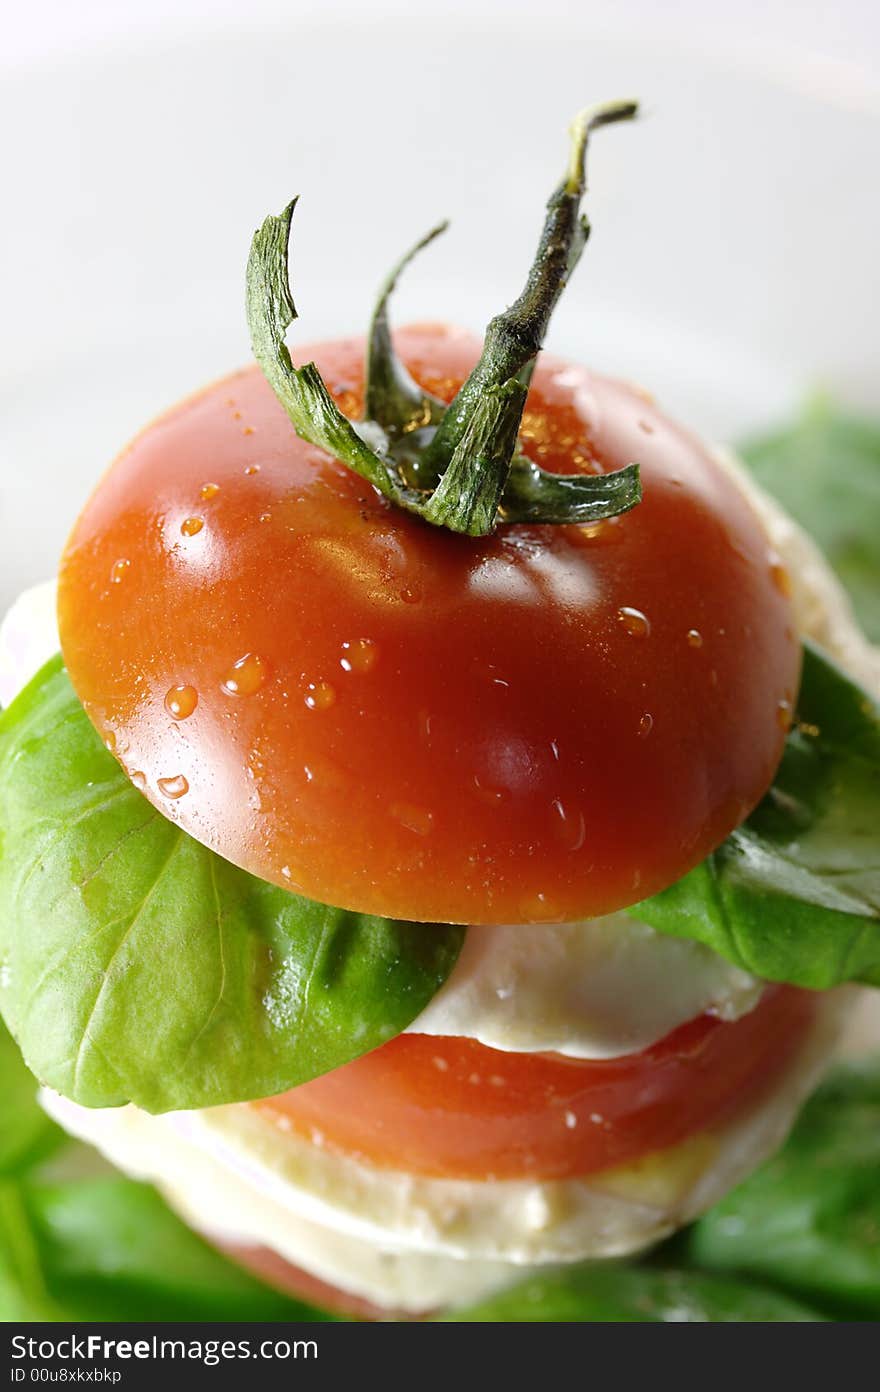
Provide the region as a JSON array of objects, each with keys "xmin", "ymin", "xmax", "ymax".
[{"xmin": 256, "ymin": 986, "xmax": 815, "ymax": 1181}]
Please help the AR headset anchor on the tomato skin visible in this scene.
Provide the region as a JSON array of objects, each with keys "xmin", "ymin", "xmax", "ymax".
[
  {"xmin": 256, "ymin": 987, "xmax": 816, "ymax": 1181},
  {"xmin": 58, "ymin": 325, "xmax": 800, "ymax": 924}
]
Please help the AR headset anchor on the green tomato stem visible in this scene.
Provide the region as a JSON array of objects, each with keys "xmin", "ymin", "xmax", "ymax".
[{"xmin": 246, "ymin": 100, "xmax": 642, "ymax": 537}]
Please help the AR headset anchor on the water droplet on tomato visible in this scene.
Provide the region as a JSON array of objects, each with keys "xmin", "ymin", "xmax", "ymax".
[
  {"xmin": 130, "ymin": 770, "xmax": 147, "ymax": 790},
  {"xmin": 638, "ymin": 712, "xmax": 654, "ymax": 738},
  {"xmin": 103, "ymin": 731, "xmax": 116, "ymax": 753},
  {"xmin": 391, "ymin": 802, "xmax": 434, "ymax": 836},
  {"xmin": 158, "ymin": 773, "xmax": 189, "ymax": 799},
  {"xmin": 686, "ymin": 628, "xmax": 703, "ymax": 648},
  {"xmin": 777, "ymin": 698, "xmax": 793, "ymax": 731},
  {"xmin": 399, "ymin": 585, "xmax": 421, "ymax": 604},
  {"xmin": 617, "ymin": 606, "xmax": 650, "ymax": 637},
  {"xmin": 180, "ymin": 516, "xmax": 204, "ymax": 537},
  {"xmin": 165, "ymin": 684, "xmax": 198, "ymax": 720},
  {"xmin": 304, "ymin": 680, "xmax": 336, "ymax": 711},
  {"xmin": 550, "ymin": 798, "xmax": 586, "ymax": 852},
  {"xmin": 244, "ymin": 463, "xmax": 261, "ymax": 476},
  {"xmin": 472, "ymin": 776, "xmax": 507, "ymax": 805},
  {"xmin": 222, "ymin": 653, "xmax": 267, "ymax": 696},
  {"xmin": 200, "ymin": 482, "xmax": 220, "ymax": 500},
  {"xmin": 769, "ymin": 555, "xmax": 792, "ymax": 597},
  {"xmin": 340, "ymin": 638, "xmax": 378, "ymax": 674},
  {"xmin": 564, "ymin": 1110, "xmax": 578, "ymax": 1129},
  {"xmin": 110, "ymin": 558, "xmax": 131, "ymax": 584},
  {"xmin": 519, "ymin": 891, "xmax": 561, "ymax": 922}
]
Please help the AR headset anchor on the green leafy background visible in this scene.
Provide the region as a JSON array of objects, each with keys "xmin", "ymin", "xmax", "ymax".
[{"xmin": 742, "ymin": 400, "xmax": 880, "ymax": 642}]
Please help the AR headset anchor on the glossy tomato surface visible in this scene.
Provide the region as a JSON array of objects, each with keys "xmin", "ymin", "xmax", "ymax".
[
  {"xmin": 256, "ymin": 985, "xmax": 816, "ymax": 1181},
  {"xmin": 58, "ymin": 326, "xmax": 799, "ymax": 923}
]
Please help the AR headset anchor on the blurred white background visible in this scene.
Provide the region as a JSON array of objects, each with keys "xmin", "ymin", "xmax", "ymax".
[{"xmin": 2, "ymin": 0, "xmax": 878, "ymax": 611}]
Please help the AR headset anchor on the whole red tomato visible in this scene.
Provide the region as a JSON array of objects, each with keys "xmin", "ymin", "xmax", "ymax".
[{"xmin": 58, "ymin": 324, "xmax": 799, "ymax": 925}]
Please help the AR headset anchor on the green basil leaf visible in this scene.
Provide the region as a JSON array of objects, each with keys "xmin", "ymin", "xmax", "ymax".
[
  {"xmin": 742, "ymin": 400, "xmax": 880, "ymax": 643},
  {"xmin": 687, "ymin": 1057, "xmax": 880, "ymax": 1320},
  {"xmin": 440, "ymin": 1261, "xmax": 823, "ymax": 1322},
  {"xmin": 0, "ymin": 1018, "xmax": 65, "ymax": 1178},
  {"xmin": 632, "ymin": 642, "xmax": 880, "ymax": 988},
  {"xmin": 0, "ymin": 657, "xmax": 464, "ymax": 1112},
  {"xmin": 0, "ymin": 1170, "xmax": 334, "ymax": 1322}
]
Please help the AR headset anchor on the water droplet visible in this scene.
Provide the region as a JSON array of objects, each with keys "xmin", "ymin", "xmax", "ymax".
[
  {"xmin": 399, "ymin": 585, "xmax": 421, "ymax": 604},
  {"xmin": 340, "ymin": 638, "xmax": 378, "ymax": 674},
  {"xmin": 165, "ymin": 684, "xmax": 198, "ymax": 720},
  {"xmin": 180, "ymin": 516, "xmax": 204, "ymax": 537},
  {"xmin": 200, "ymin": 482, "xmax": 220, "ymax": 500},
  {"xmin": 232, "ymin": 410, "xmax": 243, "ymax": 420},
  {"xmin": 243, "ymin": 426, "xmax": 255, "ymax": 437},
  {"xmin": 564, "ymin": 1110, "xmax": 578, "ymax": 1129},
  {"xmin": 281, "ymin": 865, "xmax": 292, "ymax": 879},
  {"xmin": 686, "ymin": 628, "xmax": 703, "ymax": 648},
  {"xmin": 472, "ymin": 776, "xmax": 507, "ymax": 805},
  {"xmin": 638, "ymin": 420, "xmax": 655, "ymax": 434},
  {"xmin": 769, "ymin": 556, "xmax": 792, "ymax": 598},
  {"xmin": 130, "ymin": 770, "xmax": 147, "ymax": 790},
  {"xmin": 617, "ymin": 606, "xmax": 650, "ymax": 637},
  {"xmin": 638, "ymin": 712, "xmax": 654, "ymax": 738},
  {"xmin": 222, "ymin": 653, "xmax": 267, "ymax": 697},
  {"xmin": 303, "ymin": 680, "xmax": 336, "ymax": 711},
  {"xmin": 432, "ymin": 1056, "xmax": 449, "ymax": 1072},
  {"xmin": 103, "ymin": 730, "xmax": 116, "ymax": 753},
  {"xmin": 244, "ymin": 463, "xmax": 261, "ymax": 476},
  {"xmin": 110, "ymin": 558, "xmax": 131, "ymax": 584},
  {"xmin": 777, "ymin": 699, "xmax": 793, "ymax": 731},
  {"xmin": 158, "ymin": 773, "xmax": 189, "ymax": 799},
  {"xmin": 550, "ymin": 798, "xmax": 586, "ymax": 852},
  {"xmin": 519, "ymin": 891, "xmax": 561, "ymax": 922},
  {"xmin": 391, "ymin": 802, "xmax": 434, "ymax": 836}
]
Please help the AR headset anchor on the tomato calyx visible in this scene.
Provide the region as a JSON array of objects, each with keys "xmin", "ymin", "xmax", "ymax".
[{"xmin": 246, "ymin": 100, "xmax": 642, "ymax": 538}]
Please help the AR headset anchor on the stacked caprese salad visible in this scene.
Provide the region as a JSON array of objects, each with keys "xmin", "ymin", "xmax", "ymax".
[{"xmin": 1, "ymin": 102, "xmax": 878, "ymax": 1320}]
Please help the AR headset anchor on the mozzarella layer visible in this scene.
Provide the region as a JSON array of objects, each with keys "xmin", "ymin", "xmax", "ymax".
[{"xmin": 41, "ymin": 989, "xmax": 846, "ymax": 1312}]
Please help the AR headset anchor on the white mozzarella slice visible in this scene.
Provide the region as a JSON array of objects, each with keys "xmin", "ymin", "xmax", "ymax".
[
  {"xmin": 0, "ymin": 577, "xmax": 59, "ymax": 709},
  {"xmin": 40, "ymin": 989, "xmax": 846, "ymax": 1312},
  {"xmin": 408, "ymin": 917, "xmax": 762, "ymax": 1058}
]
